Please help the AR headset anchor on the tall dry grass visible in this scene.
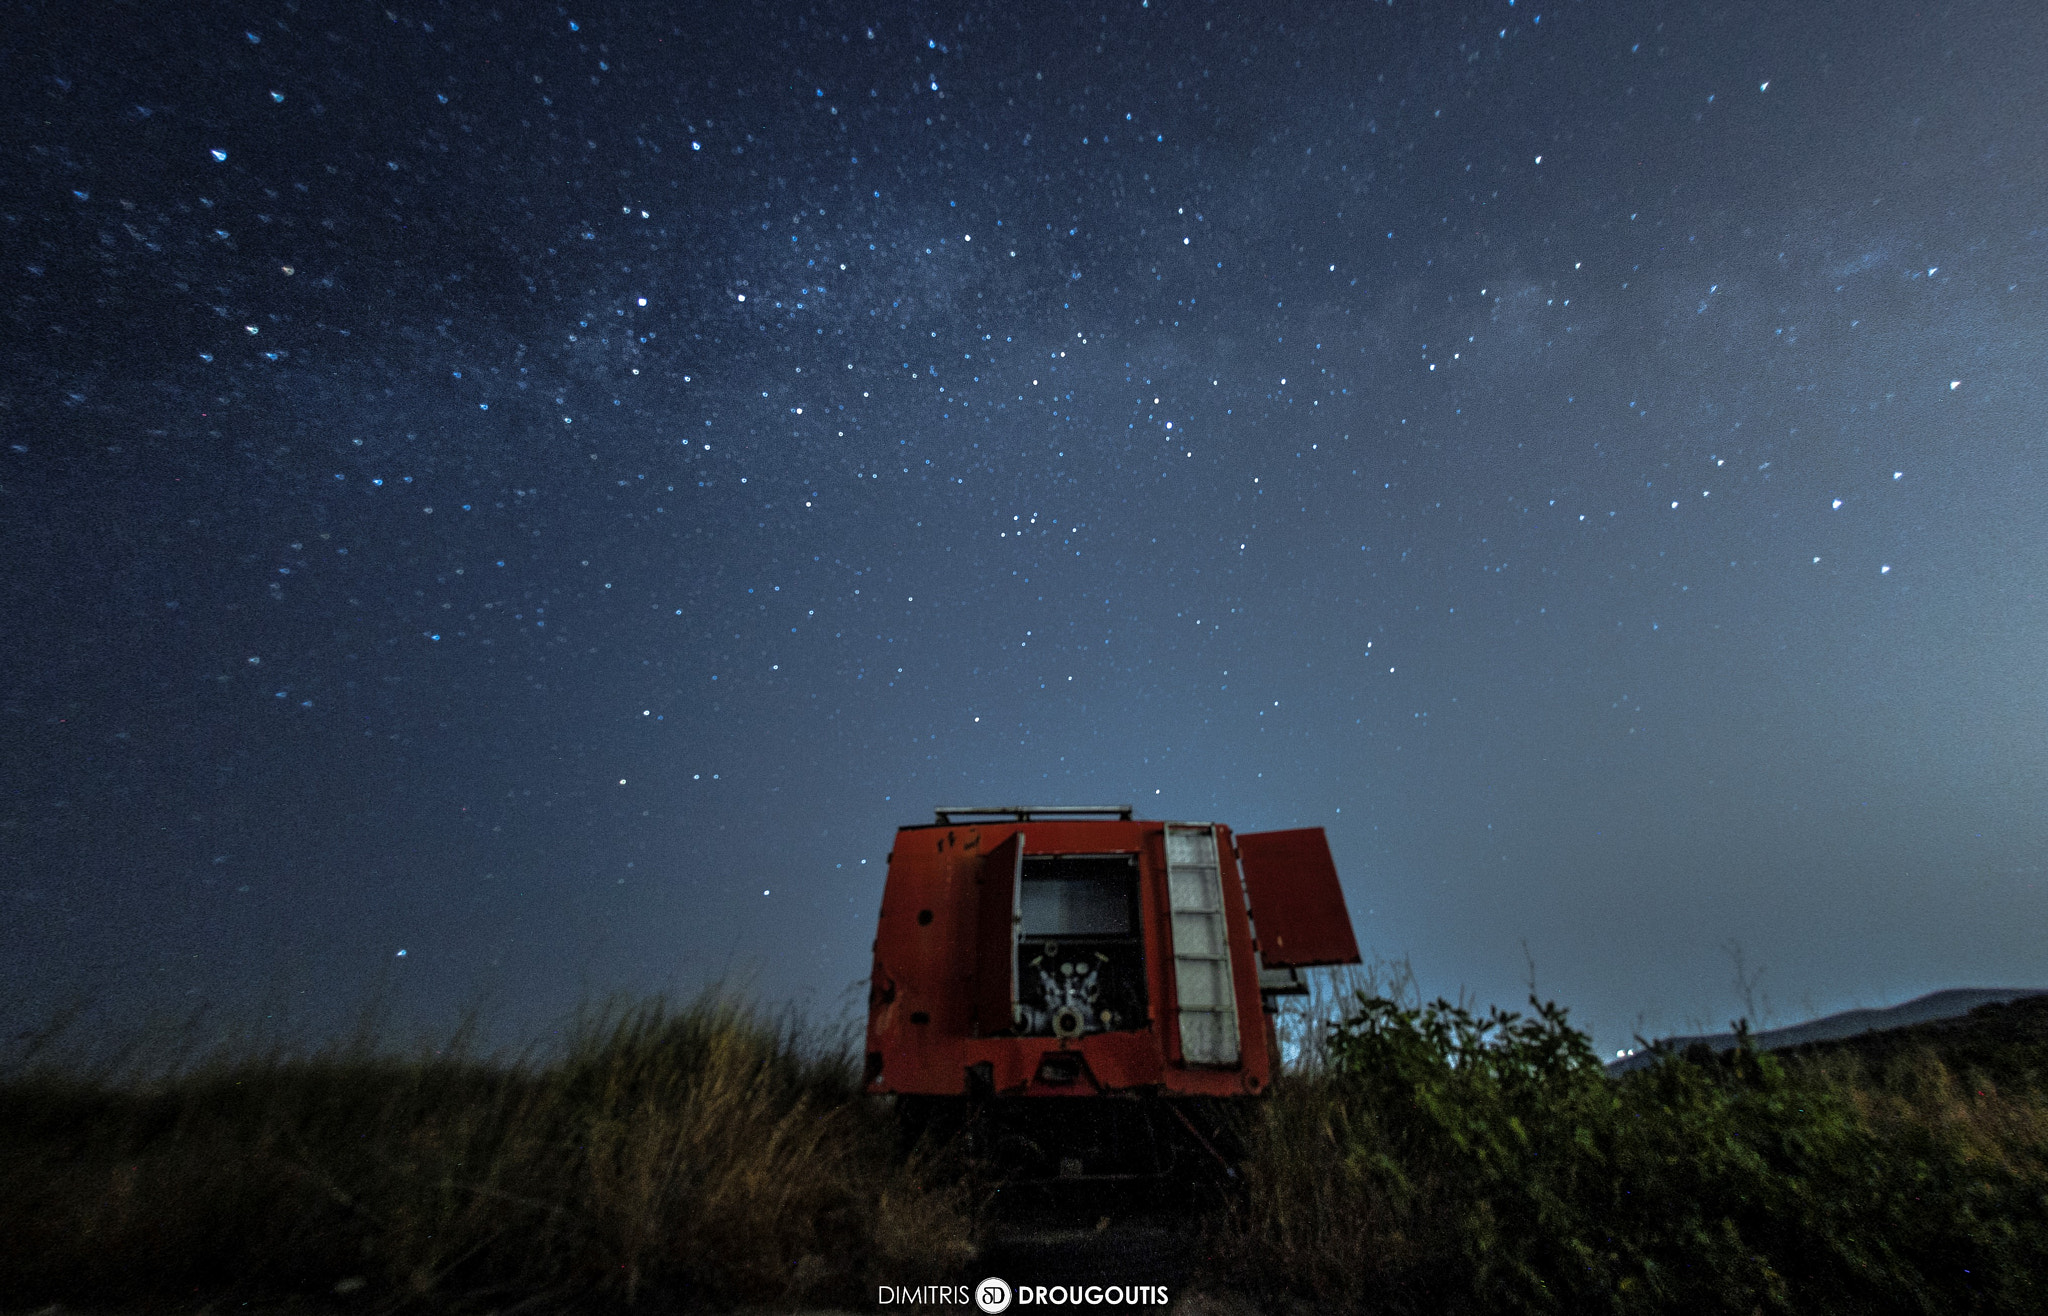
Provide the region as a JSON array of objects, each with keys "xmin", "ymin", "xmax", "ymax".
[
  {"xmin": 15, "ymin": 975, "xmax": 2044, "ymax": 1313},
  {"xmin": 0, "ymin": 993, "xmax": 975, "ymax": 1308}
]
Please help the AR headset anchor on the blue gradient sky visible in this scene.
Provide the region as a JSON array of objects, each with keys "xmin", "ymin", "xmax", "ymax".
[{"xmin": 7, "ymin": 0, "xmax": 2044, "ymax": 1057}]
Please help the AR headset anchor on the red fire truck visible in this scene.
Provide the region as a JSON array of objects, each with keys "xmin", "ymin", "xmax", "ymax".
[{"xmin": 864, "ymin": 806, "xmax": 1362, "ymax": 1179}]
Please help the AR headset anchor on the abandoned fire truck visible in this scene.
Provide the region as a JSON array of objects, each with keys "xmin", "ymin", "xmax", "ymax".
[{"xmin": 864, "ymin": 805, "xmax": 1362, "ymax": 1180}]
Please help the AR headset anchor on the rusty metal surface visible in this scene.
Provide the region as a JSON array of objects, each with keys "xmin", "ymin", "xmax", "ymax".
[{"xmin": 865, "ymin": 817, "xmax": 1284, "ymax": 1100}]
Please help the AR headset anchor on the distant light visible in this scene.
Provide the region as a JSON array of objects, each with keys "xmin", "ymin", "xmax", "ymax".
[
  {"xmin": 395, "ymin": 949, "xmax": 407, "ymax": 957},
  {"xmin": 211, "ymin": 148, "xmax": 228, "ymax": 162},
  {"xmin": 637, "ymin": 297, "xmax": 646, "ymax": 306}
]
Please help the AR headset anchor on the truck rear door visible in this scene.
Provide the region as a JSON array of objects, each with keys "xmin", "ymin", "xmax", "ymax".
[
  {"xmin": 971, "ymin": 832, "xmax": 1024, "ymax": 1035},
  {"xmin": 1236, "ymin": 827, "xmax": 1361, "ymax": 968}
]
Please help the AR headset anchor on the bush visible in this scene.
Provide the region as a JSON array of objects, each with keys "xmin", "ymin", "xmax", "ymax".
[
  {"xmin": 0, "ymin": 994, "xmax": 975, "ymax": 1308},
  {"xmin": 1227, "ymin": 993, "xmax": 2048, "ymax": 1314}
]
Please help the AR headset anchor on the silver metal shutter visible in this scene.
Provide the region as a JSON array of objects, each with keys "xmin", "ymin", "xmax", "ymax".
[{"xmin": 1164, "ymin": 824, "xmax": 1239, "ymax": 1065}]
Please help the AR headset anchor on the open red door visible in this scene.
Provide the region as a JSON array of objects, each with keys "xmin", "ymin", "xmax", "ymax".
[
  {"xmin": 970, "ymin": 832, "xmax": 1024, "ymax": 1035},
  {"xmin": 1237, "ymin": 827, "xmax": 1361, "ymax": 968}
]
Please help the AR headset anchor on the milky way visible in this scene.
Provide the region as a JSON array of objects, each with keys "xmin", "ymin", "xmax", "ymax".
[{"xmin": 7, "ymin": 1, "xmax": 2045, "ymax": 1054}]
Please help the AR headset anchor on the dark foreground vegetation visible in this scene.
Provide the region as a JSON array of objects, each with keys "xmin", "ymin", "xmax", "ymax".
[
  {"xmin": 3, "ymin": 988, "xmax": 2044, "ymax": 1313},
  {"xmin": 1228, "ymin": 989, "xmax": 2048, "ymax": 1314},
  {"xmin": 0, "ymin": 996, "xmax": 975, "ymax": 1309}
]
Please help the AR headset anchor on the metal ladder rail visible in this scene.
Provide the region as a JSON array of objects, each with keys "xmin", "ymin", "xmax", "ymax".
[{"xmin": 1164, "ymin": 824, "xmax": 1240, "ymax": 1065}]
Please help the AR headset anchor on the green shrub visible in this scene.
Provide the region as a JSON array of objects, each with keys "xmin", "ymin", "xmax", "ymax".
[{"xmin": 1228, "ymin": 993, "xmax": 2048, "ymax": 1314}]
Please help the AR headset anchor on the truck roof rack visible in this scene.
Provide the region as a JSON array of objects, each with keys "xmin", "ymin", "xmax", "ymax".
[{"xmin": 932, "ymin": 805, "xmax": 1135, "ymax": 823}]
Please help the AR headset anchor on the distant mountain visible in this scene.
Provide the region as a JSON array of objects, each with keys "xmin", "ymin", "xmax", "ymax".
[{"xmin": 1607, "ymin": 987, "xmax": 2048, "ymax": 1075}]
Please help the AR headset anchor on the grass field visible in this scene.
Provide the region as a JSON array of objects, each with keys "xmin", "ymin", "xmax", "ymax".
[
  {"xmin": 0, "ymin": 994, "xmax": 973, "ymax": 1309},
  {"xmin": 5, "ymin": 984, "xmax": 2045, "ymax": 1312}
]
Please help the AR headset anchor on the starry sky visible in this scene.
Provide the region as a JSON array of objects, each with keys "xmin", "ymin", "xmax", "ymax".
[{"xmin": 7, "ymin": 0, "xmax": 2046, "ymax": 1058}]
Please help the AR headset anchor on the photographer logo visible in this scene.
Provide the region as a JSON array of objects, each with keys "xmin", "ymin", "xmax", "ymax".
[{"xmin": 975, "ymin": 1277, "xmax": 1013, "ymax": 1314}]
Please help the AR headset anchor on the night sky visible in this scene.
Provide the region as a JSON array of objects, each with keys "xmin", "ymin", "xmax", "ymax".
[{"xmin": 8, "ymin": 0, "xmax": 2045, "ymax": 1059}]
